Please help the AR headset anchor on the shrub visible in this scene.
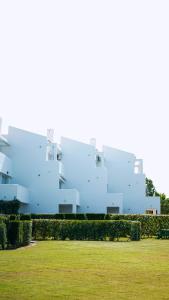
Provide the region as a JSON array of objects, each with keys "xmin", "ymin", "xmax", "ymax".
[
  {"xmin": 31, "ymin": 214, "xmax": 64, "ymax": 220},
  {"xmin": 157, "ymin": 229, "xmax": 169, "ymax": 239},
  {"xmin": 74, "ymin": 214, "xmax": 87, "ymax": 220},
  {"xmin": 22, "ymin": 221, "xmax": 32, "ymax": 245},
  {"xmin": 7, "ymin": 220, "xmax": 32, "ymax": 248},
  {"xmin": 19, "ymin": 213, "xmax": 169, "ymax": 237},
  {"xmin": 86, "ymin": 214, "xmax": 105, "ymax": 220},
  {"xmin": 64, "ymin": 213, "xmax": 86, "ymax": 220},
  {"xmin": 9, "ymin": 214, "xmax": 20, "ymax": 221},
  {"xmin": 30, "ymin": 213, "xmax": 87, "ymax": 220},
  {"xmin": 20, "ymin": 214, "xmax": 31, "ymax": 220},
  {"xmin": 0, "ymin": 200, "xmax": 20, "ymax": 214},
  {"xmin": 0, "ymin": 216, "xmax": 8, "ymax": 223},
  {"xmin": 32, "ymin": 219, "xmax": 141, "ymax": 241},
  {"xmin": 107, "ymin": 214, "xmax": 169, "ymax": 237},
  {"xmin": 130, "ymin": 221, "xmax": 141, "ymax": 241},
  {"xmin": 32, "ymin": 219, "xmax": 53, "ymax": 240},
  {"xmin": 7, "ymin": 221, "xmax": 23, "ymax": 247},
  {"xmin": 64, "ymin": 214, "xmax": 77, "ymax": 220},
  {"xmin": 0, "ymin": 223, "xmax": 7, "ymax": 249}
]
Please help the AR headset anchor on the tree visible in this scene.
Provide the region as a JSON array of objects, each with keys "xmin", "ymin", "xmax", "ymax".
[
  {"xmin": 146, "ymin": 178, "xmax": 169, "ymax": 214},
  {"xmin": 146, "ymin": 178, "xmax": 156, "ymax": 196},
  {"xmin": 160, "ymin": 194, "xmax": 169, "ymax": 214},
  {"xmin": 0, "ymin": 199, "xmax": 20, "ymax": 214}
]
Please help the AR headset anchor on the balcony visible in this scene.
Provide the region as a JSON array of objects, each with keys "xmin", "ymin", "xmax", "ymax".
[
  {"xmin": 0, "ymin": 184, "xmax": 29, "ymax": 204},
  {"xmin": 105, "ymin": 193, "xmax": 123, "ymax": 214},
  {"xmin": 0, "ymin": 152, "xmax": 12, "ymax": 177},
  {"xmin": 56, "ymin": 188, "xmax": 80, "ymax": 213}
]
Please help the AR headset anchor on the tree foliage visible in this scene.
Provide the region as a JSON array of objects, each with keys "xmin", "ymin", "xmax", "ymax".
[
  {"xmin": 146, "ymin": 178, "xmax": 169, "ymax": 214},
  {"xmin": 146, "ymin": 178, "xmax": 157, "ymax": 196},
  {"xmin": 0, "ymin": 200, "xmax": 20, "ymax": 214}
]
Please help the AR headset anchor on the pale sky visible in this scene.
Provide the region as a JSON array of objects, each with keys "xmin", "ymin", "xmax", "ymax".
[{"xmin": 0, "ymin": 1, "xmax": 169, "ymax": 196}]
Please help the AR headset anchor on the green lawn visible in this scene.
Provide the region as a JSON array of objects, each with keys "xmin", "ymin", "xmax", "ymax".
[{"xmin": 0, "ymin": 240, "xmax": 169, "ymax": 300}]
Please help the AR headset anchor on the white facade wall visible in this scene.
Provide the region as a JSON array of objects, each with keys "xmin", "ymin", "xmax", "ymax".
[
  {"xmin": 0, "ymin": 126, "xmax": 160, "ymax": 214},
  {"xmin": 103, "ymin": 146, "xmax": 160, "ymax": 214},
  {"xmin": 60, "ymin": 137, "xmax": 123, "ymax": 213},
  {"xmin": 0, "ymin": 184, "xmax": 29, "ymax": 203},
  {"xmin": 0, "ymin": 152, "xmax": 12, "ymax": 177}
]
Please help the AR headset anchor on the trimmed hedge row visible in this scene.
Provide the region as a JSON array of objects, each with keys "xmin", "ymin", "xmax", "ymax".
[
  {"xmin": 0, "ymin": 223, "xmax": 7, "ymax": 249},
  {"xmin": 2, "ymin": 213, "xmax": 169, "ymax": 237},
  {"xmin": 157, "ymin": 229, "xmax": 169, "ymax": 239},
  {"xmin": 32, "ymin": 220, "xmax": 141, "ymax": 241},
  {"xmin": 29, "ymin": 214, "xmax": 169, "ymax": 236},
  {"xmin": 0, "ymin": 220, "xmax": 32, "ymax": 249},
  {"xmin": 31, "ymin": 213, "xmax": 107, "ymax": 220},
  {"xmin": 107, "ymin": 214, "xmax": 169, "ymax": 237},
  {"xmin": 0, "ymin": 216, "xmax": 8, "ymax": 223}
]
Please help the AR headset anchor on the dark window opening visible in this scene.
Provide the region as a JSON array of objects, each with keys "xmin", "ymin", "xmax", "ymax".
[
  {"xmin": 107, "ymin": 207, "xmax": 120, "ymax": 214},
  {"xmin": 59, "ymin": 204, "xmax": 73, "ymax": 213}
]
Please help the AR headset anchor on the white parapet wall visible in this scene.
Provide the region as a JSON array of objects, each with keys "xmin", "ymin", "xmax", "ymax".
[
  {"xmin": 0, "ymin": 184, "xmax": 29, "ymax": 204},
  {"xmin": 105, "ymin": 193, "xmax": 123, "ymax": 214},
  {"xmin": 56, "ymin": 188, "xmax": 80, "ymax": 213}
]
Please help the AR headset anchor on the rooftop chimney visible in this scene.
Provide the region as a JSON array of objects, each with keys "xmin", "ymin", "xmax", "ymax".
[
  {"xmin": 90, "ymin": 138, "xmax": 96, "ymax": 147},
  {"xmin": 47, "ymin": 128, "xmax": 54, "ymax": 143}
]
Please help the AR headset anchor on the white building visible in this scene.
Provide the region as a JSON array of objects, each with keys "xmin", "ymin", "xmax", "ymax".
[{"xmin": 0, "ymin": 124, "xmax": 160, "ymax": 214}]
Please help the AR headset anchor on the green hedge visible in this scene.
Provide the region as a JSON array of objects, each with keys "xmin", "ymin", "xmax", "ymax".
[
  {"xmin": 0, "ymin": 200, "xmax": 20, "ymax": 214},
  {"xmin": 130, "ymin": 221, "xmax": 141, "ymax": 241},
  {"xmin": 107, "ymin": 214, "xmax": 169, "ymax": 237},
  {"xmin": 30, "ymin": 213, "xmax": 105, "ymax": 220},
  {"xmin": 9, "ymin": 214, "xmax": 20, "ymax": 221},
  {"xmin": 7, "ymin": 220, "xmax": 32, "ymax": 248},
  {"xmin": 20, "ymin": 214, "xmax": 31, "ymax": 220},
  {"xmin": 22, "ymin": 221, "xmax": 32, "ymax": 245},
  {"xmin": 157, "ymin": 229, "xmax": 169, "ymax": 239},
  {"xmin": 32, "ymin": 219, "xmax": 141, "ymax": 241},
  {"xmin": 30, "ymin": 213, "xmax": 87, "ymax": 220},
  {"xmin": 0, "ymin": 223, "xmax": 7, "ymax": 249},
  {"xmin": 3, "ymin": 213, "xmax": 169, "ymax": 237},
  {"xmin": 7, "ymin": 221, "xmax": 23, "ymax": 247},
  {"xmin": 86, "ymin": 213, "xmax": 105, "ymax": 220},
  {"xmin": 0, "ymin": 216, "xmax": 8, "ymax": 223},
  {"xmin": 28, "ymin": 213, "xmax": 169, "ymax": 236}
]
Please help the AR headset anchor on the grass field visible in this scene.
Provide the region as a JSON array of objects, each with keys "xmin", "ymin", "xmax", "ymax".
[{"xmin": 0, "ymin": 240, "xmax": 169, "ymax": 300}]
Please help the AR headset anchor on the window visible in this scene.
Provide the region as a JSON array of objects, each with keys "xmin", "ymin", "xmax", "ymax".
[
  {"xmin": 2, "ymin": 174, "xmax": 9, "ymax": 184},
  {"xmin": 59, "ymin": 204, "xmax": 73, "ymax": 213},
  {"xmin": 145, "ymin": 209, "xmax": 157, "ymax": 215},
  {"xmin": 107, "ymin": 207, "xmax": 120, "ymax": 214}
]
